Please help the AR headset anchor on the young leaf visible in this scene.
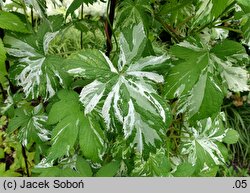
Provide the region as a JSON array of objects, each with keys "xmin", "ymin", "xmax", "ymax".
[
  {"xmin": 0, "ymin": 11, "xmax": 30, "ymax": 33},
  {"xmin": 66, "ymin": 23, "xmax": 170, "ymax": 153},
  {"xmin": 7, "ymin": 104, "xmax": 49, "ymax": 146},
  {"xmin": 47, "ymin": 90, "xmax": 105, "ymax": 162}
]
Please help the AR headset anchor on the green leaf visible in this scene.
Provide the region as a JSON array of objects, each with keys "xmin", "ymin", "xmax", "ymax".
[
  {"xmin": 186, "ymin": 72, "xmax": 224, "ymax": 121},
  {"xmin": 75, "ymin": 157, "xmax": 93, "ymax": 177},
  {"xmin": 7, "ymin": 104, "xmax": 49, "ymax": 146},
  {"xmin": 65, "ymin": 49, "xmax": 116, "ymax": 81},
  {"xmin": 237, "ymin": 0, "xmax": 250, "ymax": 8},
  {"xmin": 79, "ymin": 115, "xmax": 105, "ymax": 162},
  {"xmin": 160, "ymin": 0, "xmax": 191, "ymax": 16},
  {"xmin": 66, "ymin": 0, "xmax": 101, "ymax": 18},
  {"xmin": 172, "ymin": 162, "xmax": 195, "ymax": 177},
  {"xmin": 47, "ymin": 90, "xmax": 105, "ymax": 162},
  {"xmin": 0, "ymin": 11, "xmax": 30, "ymax": 33},
  {"xmin": 198, "ymin": 165, "xmax": 219, "ymax": 177},
  {"xmin": 132, "ymin": 148, "xmax": 171, "ymax": 176},
  {"xmin": 211, "ymin": 0, "xmax": 233, "ymax": 19},
  {"xmin": 95, "ymin": 161, "xmax": 120, "ymax": 177},
  {"xmin": 211, "ymin": 40, "xmax": 247, "ymax": 59},
  {"xmin": 34, "ymin": 156, "xmax": 92, "ymax": 177},
  {"xmin": 66, "ymin": 23, "xmax": 170, "ymax": 153},
  {"xmin": 223, "ymin": 129, "xmax": 239, "ymax": 144}
]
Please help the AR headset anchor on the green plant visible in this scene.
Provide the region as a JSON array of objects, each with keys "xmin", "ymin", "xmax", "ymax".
[
  {"xmin": 224, "ymin": 100, "xmax": 250, "ymax": 173},
  {"xmin": 0, "ymin": 0, "xmax": 249, "ymax": 177}
]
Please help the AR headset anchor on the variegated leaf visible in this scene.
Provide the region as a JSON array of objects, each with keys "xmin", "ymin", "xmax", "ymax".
[
  {"xmin": 132, "ymin": 148, "xmax": 171, "ymax": 176},
  {"xmin": 66, "ymin": 23, "xmax": 170, "ymax": 153},
  {"xmin": 192, "ymin": 0, "xmax": 233, "ymax": 29},
  {"xmin": 211, "ymin": 41, "xmax": 250, "ymax": 92},
  {"xmin": 164, "ymin": 38, "xmax": 248, "ymax": 120},
  {"xmin": 183, "ymin": 72, "xmax": 224, "ymax": 121},
  {"xmin": 180, "ymin": 112, "xmax": 237, "ymax": 169},
  {"xmin": 3, "ymin": 16, "xmax": 70, "ymax": 100},
  {"xmin": 7, "ymin": 104, "xmax": 49, "ymax": 146},
  {"xmin": 118, "ymin": 22, "xmax": 147, "ymax": 69}
]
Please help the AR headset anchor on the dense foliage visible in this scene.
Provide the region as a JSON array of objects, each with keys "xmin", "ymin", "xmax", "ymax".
[{"xmin": 0, "ymin": 0, "xmax": 249, "ymax": 177}]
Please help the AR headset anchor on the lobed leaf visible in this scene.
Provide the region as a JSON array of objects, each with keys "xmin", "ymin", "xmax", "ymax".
[
  {"xmin": 180, "ymin": 112, "xmax": 238, "ymax": 172},
  {"xmin": 7, "ymin": 104, "xmax": 49, "ymax": 146},
  {"xmin": 164, "ymin": 38, "xmax": 249, "ymax": 121},
  {"xmin": 47, "ymin": 90, "xmax": 106, "ymax": 162},
  {"xmin": 3, "ymin": 16, "xmax": 70, "ymax": 100},
  {"xmin": 66, "ymin": 23, "xmax": 170, "ymax": 153}
]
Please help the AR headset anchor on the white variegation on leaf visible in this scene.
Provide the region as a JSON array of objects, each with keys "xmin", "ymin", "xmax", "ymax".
[
  {"xmin": 221, "ymin": 65, "xmax": 249, "ymax": 92},
  {"xmin": 164, "ymin": 38, "xmax": 248, "ymax": 120},
  {"xmin": 16, "ymin": 57, "xmax": 45, "ymax": 99},
  {"xmin": 80, "ymin": 80, "xmax": 106, "ymax": 114},
  {"xmin": 7, "ymin": 104, "xmax": 50, "ymax": 146},
  {"xmin": 180, "ymin": 112, "xmax": 231, "ymax": 167},
  {"xmin": 211, "ymin": 55, "xmax": 249, "ymax": 92},
  {"xmin": 118, "ymin": 23, "xmax": 146, "ymax": 70},
  {"xmin": 67, "ymin": 23, "xmax": 170, "ymax": 153},
  {"xmin": 192, "ymin": 0, "xmax": 233, "ymax": 29},
  {"xmin": 43, "ymin": 31, "xmax": 59, "ymax": 54},
  {"xmin": 4, "ymin": 25, "xmax": 68, "ymax": 99},
  {"xmin": 132, "ymin": 148, "xmax": 171, "ymax": 176}
]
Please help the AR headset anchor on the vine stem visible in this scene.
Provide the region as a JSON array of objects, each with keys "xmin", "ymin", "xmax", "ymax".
[{"xmin": 105, "ymin": 0, "xmax": 117, "ymax": 57}]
